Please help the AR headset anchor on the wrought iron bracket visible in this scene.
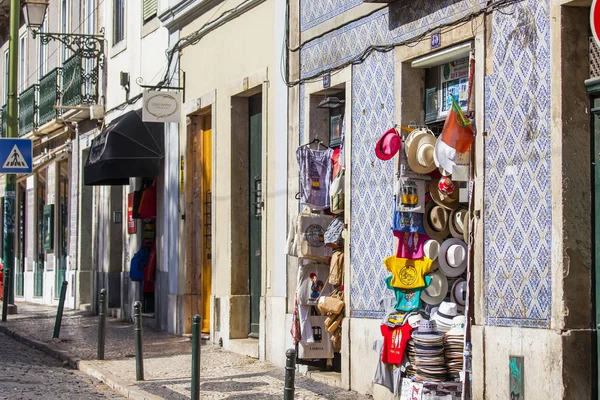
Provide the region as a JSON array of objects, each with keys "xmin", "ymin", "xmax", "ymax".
[
  {"xmin": 136, "ymin": 71, "xmax": 186, "ymax": 102},
  {"xmin": 32, "ymin": 27, "xmax": 105, "ymax": 61}
]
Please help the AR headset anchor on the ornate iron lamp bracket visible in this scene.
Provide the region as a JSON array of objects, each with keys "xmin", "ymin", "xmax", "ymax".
[{"xmin": 32, "ymin": 27, "xmax": 105, "ymax": 62}]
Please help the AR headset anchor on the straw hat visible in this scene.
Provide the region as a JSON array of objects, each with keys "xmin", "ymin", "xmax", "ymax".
[
  {"xmin": 420, "ymin": 270, "xmax": 448, "ymax": 305},
  {"xmin": 423, "ymin": 201, "xmax": 450, "ymax": 241},
  {"xmin": 406, "ymin": 130, "xmax": 437, "ymax": 174},
  {"xmin": 429, "ymin": 180, "xmax": 459, "ymax": 211},
  {"xmin": 438, "ymin": 238, "xmax": 468, "ymax": 278},
  {"xmin": 449, "ymin": 208, "xmax": 468, "ymax": 239},
  {"xmin": 463, "ymin": 211, "xmax": 471, "ymax": 245}
]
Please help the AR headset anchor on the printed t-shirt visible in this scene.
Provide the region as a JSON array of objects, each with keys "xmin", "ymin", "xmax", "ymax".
[
  {"xmin": 383, "ymin": 256, "xmax": 433, "ymax": 290},
  {"xmin": 393, "ymin": 231, "xmax": 427, "ymax": 259},
  {"xmin": 381, "ymin": 323, "xmax": 413, "ymax": 364},
  {"xmin": 385, "ymin": 275, "xmax": 432, "ymax": 312},
  {"xmin": 392, "ymin": 209, "xmax": 426, "ymax": 235},
  {"xmin": 296, "ymin": 146, "xmax": 333, "ymax": 210}
]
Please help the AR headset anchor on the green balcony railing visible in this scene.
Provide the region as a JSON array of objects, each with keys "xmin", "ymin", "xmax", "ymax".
[
  {"xmin": 62, "ymin": 55, "xmax": 98, "ymax": 107},
  {"xmin": 38, "ymin": 68, "xmax": 61, "ymax": 127},
  {"xmin": 1, "ymin": 104, "xmax": 6, "ymax": 137},
  {"xmin": 18, "ymin": 85, "xmax": 38, "ymax": 136}
]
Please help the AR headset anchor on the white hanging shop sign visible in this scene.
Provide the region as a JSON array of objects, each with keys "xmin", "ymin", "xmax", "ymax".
[{"xmin": 142, "ymin": 90, "xmax": 181, "ymax": 123}]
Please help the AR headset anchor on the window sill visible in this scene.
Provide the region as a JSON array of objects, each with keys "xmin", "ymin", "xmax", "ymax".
[
  {"xmin": 111, "ymin": 40, "xmax": 127, "ymax": 58},
  {"xmin": 142, "ymin": 17, "xmax": 160, "ymax": 38}
]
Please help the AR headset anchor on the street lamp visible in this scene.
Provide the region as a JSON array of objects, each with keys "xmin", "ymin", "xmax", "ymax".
[
  {"xmin": 22, "ymin": 0, "xmax": 105, "ymax": 60},
  {"xmin": 22, "ymin": 0, "xmax": 48, "ymax": 30}
]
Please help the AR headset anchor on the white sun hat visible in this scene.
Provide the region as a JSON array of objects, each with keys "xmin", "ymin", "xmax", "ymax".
[
  {"xmin": 449, "ymin": 208, "xmax": 468, "ymax": 239},
  {"xmin": 446, "ymin": 315, "xmax": 466, "ymax": 336},
  {"xmin": 438, "ymin": 238, "xmax": 468, "ymax": 278},
  {"xmin": 423, "ymin": 239, "xmax": 441, "ymax": 261},
  {"xmin": 407, "ymin": 314, "xmax": 423, "ymax": 329},
  {"xmin": 420, "ymin": 270, "xmax": 448, "ymax": 305},
  {"xmin": 430, "ymin": 301, "xmax": 458, "ymax": 331}
]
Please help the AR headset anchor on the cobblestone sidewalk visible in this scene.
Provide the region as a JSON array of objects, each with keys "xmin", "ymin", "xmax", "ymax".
[{"xmin": 0, "ymin": 302, "xmax": 370, "ymax": 400}]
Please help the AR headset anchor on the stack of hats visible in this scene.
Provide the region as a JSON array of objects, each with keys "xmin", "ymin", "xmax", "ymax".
[
  {"xmin": 444, "ymin": 316, "xmax": 466, "ymax": 379},
  {"xmin": 430, "ymin": 301, "xmax": 458, "ymax": 333},
  {"xmin": 411, "ymin": 320, "xmax": 446, "ymax": 382},
  {"xmin": 405, "ymin": 314, "xmax": 423, "ymax": 378}
]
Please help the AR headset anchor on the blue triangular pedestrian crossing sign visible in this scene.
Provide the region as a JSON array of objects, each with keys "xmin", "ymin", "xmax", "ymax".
[{"xmin": 0, "ymin": 138, "xmax": 32, "ymax": 173}]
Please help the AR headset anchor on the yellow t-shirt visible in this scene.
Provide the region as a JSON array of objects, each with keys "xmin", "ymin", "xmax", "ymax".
[{"xmin": 384, "ymin": 256, "xmax": 433, "ymax": 290}]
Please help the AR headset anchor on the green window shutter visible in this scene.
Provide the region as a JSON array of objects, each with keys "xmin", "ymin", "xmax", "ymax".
[{"xmin": 143, "ymin": 0, "xmax": 157, "ymax": 22}]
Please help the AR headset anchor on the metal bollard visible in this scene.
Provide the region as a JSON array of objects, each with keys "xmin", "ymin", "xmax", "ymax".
[
  {"xmin": 1, "ymin": 267, "xmax": 10, "ymax": 322},
  {"xmin": 283, "ymin": 348, "xmax": 296, "ymax": 400},
  {"xmin": 191, "ymin": 315, "xmax": 201, "ymax": 400},
  {"xmin": 97, "ymin": 289, "xmax": 107, "ymax": 360},
  {"xmin": 53, "ymin": 281, "xmax": 68, "ymax": 339},
  {"xmin": 133, "ymin": 301, "xmax": 144, "ymax": 381}
]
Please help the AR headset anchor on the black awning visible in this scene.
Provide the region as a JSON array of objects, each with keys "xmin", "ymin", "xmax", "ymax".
[{"xmin": 84, "ymin": 109, "xmax": 164, "ymax": 186}]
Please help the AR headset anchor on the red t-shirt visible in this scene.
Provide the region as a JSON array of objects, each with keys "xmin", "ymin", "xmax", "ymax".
[
  {"xmin": 331, "ymin": 147, "xmax": 342, "ymax": 179},
  {"xmin": 381, "ymin": 323, "xmax": 412, "ymax": 364}
]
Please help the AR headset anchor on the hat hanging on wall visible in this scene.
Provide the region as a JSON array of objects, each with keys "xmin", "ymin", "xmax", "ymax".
[
  {"xmin": 421, "ymin": 270, "xmax": 448, "ymax": 305},
  {"xmin": 375, "ymin": 128, "xmax": 401, "ymax": 161},
  {"xmin": 449, "ymin": 208, "xmax": 468, "ymax": 239},
  {"xmin": 429, "ymin": 179, "xmax": 459, "ymax": 211},
  {"xmin": 438, "ymin": 238, "xmax": 468, "ymax": 277},
  {"xmin": 423, "ymin": 239, "xmax": 441, "ymax": 261},
  {"xmin": 463, "ymin": 211, "xmax": 471, "ymax": 245},
  {"xmin": 451, "ymin": 278, "xmax": 467, "ymax": 311},
  {"xmin": 423, "ymin": 201, "xmax": 450, "ymax": 242},
  {"xmin": 406, "ymin": 129, "xmax": 437, "ymax": 174}
]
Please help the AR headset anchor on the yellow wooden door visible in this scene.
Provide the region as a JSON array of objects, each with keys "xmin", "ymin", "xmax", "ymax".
[{"xmin": 201, "ymin": 116, "xmax": 212, "ymax": 334}]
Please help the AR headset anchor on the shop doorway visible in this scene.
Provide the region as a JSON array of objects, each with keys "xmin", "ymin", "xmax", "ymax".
[
  {"xmin": 34, "ymin": 171, "xmax": 46, "ymax": 298},
  {"xmin": 16, "ymin": 182, "xmax": 25, "ymax": 297},
  {"xmin": 248, "ymin": 93, "xmax": 263, "ymax": 337},
  {"xmin": 55, "ymin": 159, "xmax": 68, "ymax": 294},
  {"xmin": 185, "ymin": 111, "xmax": 213, "ymax": 334}
]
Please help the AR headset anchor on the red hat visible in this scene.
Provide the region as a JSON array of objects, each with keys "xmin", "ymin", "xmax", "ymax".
[{"xmin": 375, "ymin": 128, "xmax": 401, "ymax": 160}]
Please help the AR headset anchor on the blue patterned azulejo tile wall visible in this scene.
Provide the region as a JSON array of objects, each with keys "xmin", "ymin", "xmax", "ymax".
[
  {"xmin": 350, "ymin": 51, "xmax": 395, "ymax": 319},
  {"xmin": 484, "ymin": 0, "xmax": 552, "ymax": 328},
  {"xmin": 300, "ymin": 0, "xmax": 486, "ymax": 80},
  {"xmin": 300, "ymin": 0, "xmax": 363, "ymax": 32}
]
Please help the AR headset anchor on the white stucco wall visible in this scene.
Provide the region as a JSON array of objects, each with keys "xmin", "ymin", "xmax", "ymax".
[{"xmin": 177, "ymin": 0, "xmax": 283, "ymax": 357}]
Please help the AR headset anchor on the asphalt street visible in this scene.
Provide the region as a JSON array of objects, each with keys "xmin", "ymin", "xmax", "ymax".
[{"xmin": 0, "ymin": 332, "xmax": 123, "ymax": 399}]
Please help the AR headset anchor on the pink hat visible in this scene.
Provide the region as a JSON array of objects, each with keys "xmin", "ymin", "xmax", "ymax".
[{"xmin": 375, "ymin": 128, "xmax": 401, "ymax": 160}]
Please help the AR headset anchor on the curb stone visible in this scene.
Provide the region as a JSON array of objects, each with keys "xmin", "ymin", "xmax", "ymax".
[{"xmin": 0, "ymin": 324, "xmax": 162, "ymax": 400}]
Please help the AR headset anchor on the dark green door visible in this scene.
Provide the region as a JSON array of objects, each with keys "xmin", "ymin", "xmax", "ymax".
[
  {"xmin": 16, "ymin": 187, "xmax": 25, "ymax": 297},
  {"xmin": 589, "ymin": 80, "xmax": 600, "ymax": 396},
  {"xmin": 249, "ymin": 93, "xmax": 262, "ymax": 337}
]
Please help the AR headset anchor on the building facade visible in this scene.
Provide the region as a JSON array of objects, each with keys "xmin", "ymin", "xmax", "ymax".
[
  {"xmin": 286, "ymin": 0, "xmax": 594, "ymax": 398},
  {"xmin": 157, "ymin": 0, "xmax": 289, "ymax": 360},
  {"xmin": 0, "ymin": 0, "xmax": 103, "ymax": 312},
  {"xmin": 1, "ymin": 0, "xmax": 598, "ymax": 398}
]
